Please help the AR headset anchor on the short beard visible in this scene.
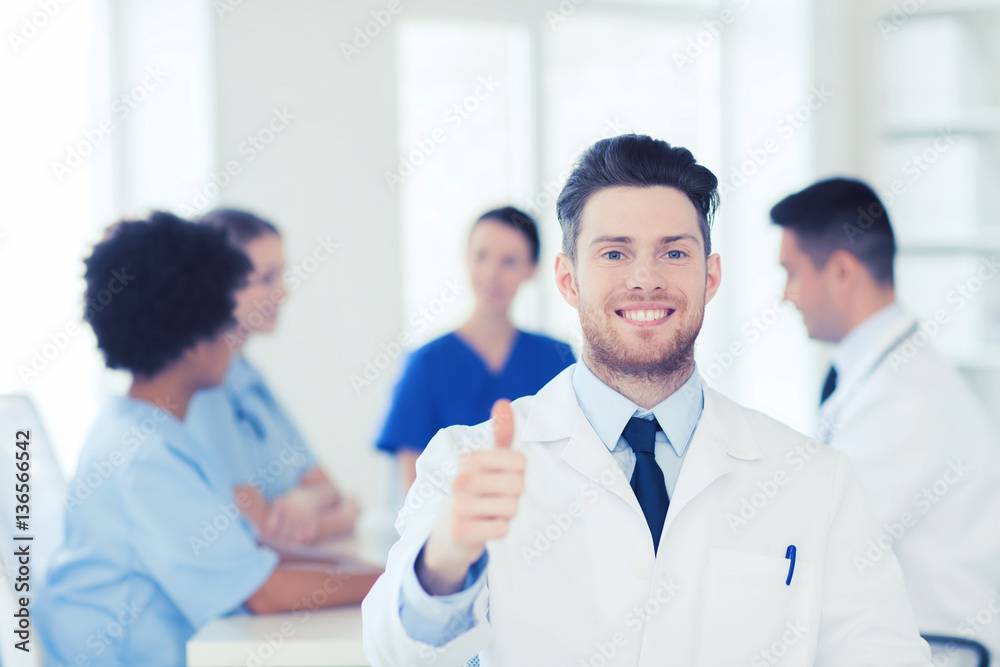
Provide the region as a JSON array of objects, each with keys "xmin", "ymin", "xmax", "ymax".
[{"xmin": 580, "ymin": 296, "xmax": 702, "ymax": 385}]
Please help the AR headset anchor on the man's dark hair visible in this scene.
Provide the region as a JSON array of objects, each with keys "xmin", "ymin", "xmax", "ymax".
[
  {"xmin": 84, "ymin": 211, "xmax": 253, "ymax": 377},
  {"xmin": 200, "ymin": 208, "xmax": 280, "ymax": 248},
  {"xmin": 556, "ymin": 134, "xmax": 720, "ymax": 262},
  {"xmin": 770, "ymin": 177, "xmax": 895, "ymax": 286},
  {"xmin": 474, "ymin": 206, "xmax": 541, "ymax": 264}
]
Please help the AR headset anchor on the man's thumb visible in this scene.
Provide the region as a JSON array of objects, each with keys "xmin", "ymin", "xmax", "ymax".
[{"xmin": 491, "ymin": 399, "xmax": 514, "ymax": 449}]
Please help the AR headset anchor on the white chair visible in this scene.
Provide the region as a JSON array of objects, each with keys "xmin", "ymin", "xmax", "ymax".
[
  {"xmin": 922, "ymin": 634, "xmax": 991, "ymax": 667},
  {"xmin": 0, "ymin": 395, "xmax": 67, "ymax": 667},
  {"xmin": 0, "ymin": 395, "xmax": 67, "ymax": 582}
]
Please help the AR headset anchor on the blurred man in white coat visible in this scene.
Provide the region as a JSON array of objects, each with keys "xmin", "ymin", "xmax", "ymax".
[
  {"xmin": 363, "ymin": 136, "xmax": 932, "ymax": 666},
  {"xmin": 773, "ymin": 177, "xmax": 1000, "ymax": 658}
]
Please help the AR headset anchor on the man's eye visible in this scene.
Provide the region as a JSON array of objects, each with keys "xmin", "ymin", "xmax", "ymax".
[
  {"xmin": 666, "ymin": 250, "xmax": 685, "ymax": 260},
  {"xmin": 605, "ymin": 250, "xmax": 624, "ymax": 260}
]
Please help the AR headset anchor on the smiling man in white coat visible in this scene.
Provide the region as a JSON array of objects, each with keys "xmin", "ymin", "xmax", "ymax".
[
  {"xmin": 772, "ymin": 177, "xmax": 1000, "ymax": 658},
  {"xmin": 363, "ymin": 135, "xmax": 932, "ymax": 666}
]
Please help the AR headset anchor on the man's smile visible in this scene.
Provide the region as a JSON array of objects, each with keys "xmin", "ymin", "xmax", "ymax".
[{"xmin": 615, "ymin": 304, "xmax": 676, "ymax": 326}]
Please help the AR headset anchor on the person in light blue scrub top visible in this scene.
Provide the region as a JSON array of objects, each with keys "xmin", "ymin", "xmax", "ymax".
[
  {"xmin": 376, "ymin": 206, "xmax": 575, "ymax": 498},
  {"xmin": 36, "ymin": 213, "xmax": 381, "ymax": 667},
  {"xmin": 187, "ymin": 209, "xmax": 358, "ymax": 546}
]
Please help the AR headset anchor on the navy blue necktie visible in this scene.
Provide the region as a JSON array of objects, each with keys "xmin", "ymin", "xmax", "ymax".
[
  {"xmin": 820, "ymin": 366, "xmax": 838, "ymax": 405},
  {"xmin": 622, "ymin": 416, "xmax": 669, "ymax": 554}
]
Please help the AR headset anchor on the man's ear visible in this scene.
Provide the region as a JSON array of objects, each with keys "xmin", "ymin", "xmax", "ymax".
[
  {"xmin": 554, "ymin": 253, "xmax": 579, "ymax": 308},
  {"xmin": 704, "ymin": 253, "xmax": 722, "ymax": 305},
  {"xmin": 827, "ymin": 249, "xmax": 859, "ymax": 287}
]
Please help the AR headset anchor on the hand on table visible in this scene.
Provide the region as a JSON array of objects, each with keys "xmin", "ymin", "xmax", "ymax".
[{"xmin": 263, "ymin": 487, "xmax": 323, "ymax": 545}]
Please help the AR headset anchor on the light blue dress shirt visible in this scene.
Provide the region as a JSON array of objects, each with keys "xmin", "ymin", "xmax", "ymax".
[
  {"xmin": 186, "ymin": 356, "xmax": 316, "ymax": 501},
  {"xmin": 35, "ymin": 396, "xmax": 279, "ymax": 666},
  {"xmin": 397, "ymin": 359, "xmax": 705, "ymax": 646}
]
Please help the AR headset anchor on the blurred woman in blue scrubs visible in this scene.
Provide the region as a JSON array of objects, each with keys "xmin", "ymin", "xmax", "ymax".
[
  {"xmin": 36, "ymin": 213, "xmax": 380, "ymax": 667},
  {"xmin": 186, "ymin": 209, "xmax": 358, "ymax": 546},
  {"xmin": 377, "ymin": 206, "xmax": 574, "ymax": 497}
]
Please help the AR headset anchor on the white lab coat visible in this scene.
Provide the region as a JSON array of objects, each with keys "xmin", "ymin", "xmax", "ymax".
[
  {"xmin": 363, "ymin": 366, "xmax": 931, "ymax": 666},
  {"xmin": 819, "ymin": 308, "xmax": 1000, "ymax": 659}
]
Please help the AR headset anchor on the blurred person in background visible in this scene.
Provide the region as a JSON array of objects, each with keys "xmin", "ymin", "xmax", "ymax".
[
  {"xmin": 375, "ymin": 206, "xmax": 574, "ymax": 499},
  {"xmin": 36, "ymin": 213, "xmax": 380, "ymax": 667},
  {"xmin": 772, "ymin": 177, "xmax": 1000, "ymax": 655},
  {"xmin": 187, "ymin": 208, "xmax": 359, "ymax": 546}
]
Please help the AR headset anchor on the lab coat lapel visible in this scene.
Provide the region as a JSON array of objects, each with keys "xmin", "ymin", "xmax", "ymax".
[
  {"xmin": 663, "ymin": 387, "xmax": 760, "ymax": 534},
  {"xmin": 818, "ymin": 310, "xmax": 917, "ymax": 442},
  {"xmin": 520, "ymin": 366, "xmax": 641, "ymax": 512}
]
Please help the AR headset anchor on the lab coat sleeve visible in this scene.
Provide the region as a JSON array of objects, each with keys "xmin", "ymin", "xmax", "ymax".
[
  {"xmin": 814, "ymin": 449, "xmax": 932, "ymax": 666},
  {"xmin": 362, "ymin": 423, "xmax": 494, "ymax": 666},
  {"xmin": 399, "ymin": 550, "xmax": 488, "ymax": 645}
]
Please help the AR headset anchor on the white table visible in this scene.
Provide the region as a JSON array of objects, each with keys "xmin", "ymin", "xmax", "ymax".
[
  {"xmin": 187, "ymin": 511, "xmax": 398, "ymax": 667},
  {"xmin": 187, "ymin": 606, "xmax": 369, "ymax": 667}
]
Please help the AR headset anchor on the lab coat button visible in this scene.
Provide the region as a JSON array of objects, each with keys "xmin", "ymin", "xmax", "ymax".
[{"xmin": 632, "ymin": 562, "xmax": 651, "ymax": 580}]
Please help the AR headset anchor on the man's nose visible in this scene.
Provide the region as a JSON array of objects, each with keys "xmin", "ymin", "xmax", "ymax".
[{"xmin": 625, "ymin": 257, "xmax": 666, "ymax": 291}]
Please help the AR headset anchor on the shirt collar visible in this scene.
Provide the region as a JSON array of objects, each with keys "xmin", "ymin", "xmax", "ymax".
[
  {"xmin": 225, "ymin": 355, "xmax": 264, "ymax": 395},
  {"xmin": 571, "ymin": 357, "xmax": 704, "ymax": 458},
  {"xmin": 832, "ymin": 302, "xmax": 907, "ymax": 387}
]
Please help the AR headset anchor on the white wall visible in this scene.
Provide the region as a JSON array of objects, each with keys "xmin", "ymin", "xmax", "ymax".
[{"xmin": 209, "ymin": 0, "xmax": 402, "ymax": 515}]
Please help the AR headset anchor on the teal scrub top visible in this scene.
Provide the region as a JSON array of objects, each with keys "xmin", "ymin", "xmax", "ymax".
[
  {"xmin": 185, "ymin": 356, "xmax": 316, "ymax": 502},
  {"xmin": 36, "ymin": 396, "xmax": 279, "ymax": 667}
]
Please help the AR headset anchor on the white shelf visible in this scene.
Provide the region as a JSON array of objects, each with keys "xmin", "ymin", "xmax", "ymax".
[
  {"xmin": 950, "ymin": 349, "xmax": 1000, "ymax": 370},
  {"xmin": 898, "ymin": 235, "xmax": 1000, "ymax": 255},
  {"xmin": 877, "ymin": 0, "xmax": 1000, "ymax": 18},
  {"xmin": 883, "ymin": 108, "xmax": 1000, "ymax": 138}
]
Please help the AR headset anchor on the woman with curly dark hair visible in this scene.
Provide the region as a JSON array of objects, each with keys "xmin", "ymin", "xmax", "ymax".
[{"xmin": 34, "ymin": 212, "xmax": 380, "ymax": 667}]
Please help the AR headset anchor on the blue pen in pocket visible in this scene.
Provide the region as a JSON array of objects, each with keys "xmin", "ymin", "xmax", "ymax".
[{"xmin": 785, "ymin": 545, "xmax": 796, "ymax": 585}]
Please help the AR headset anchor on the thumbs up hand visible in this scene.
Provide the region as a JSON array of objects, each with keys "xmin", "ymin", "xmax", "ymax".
[{"xmin": 417, "ymin": 399, "xmax": 526, "ymax": 595}]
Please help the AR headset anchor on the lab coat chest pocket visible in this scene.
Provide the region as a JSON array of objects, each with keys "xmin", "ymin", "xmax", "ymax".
[{"xmin": 698, "ymin": 548, "xmax": 815, "ymax": 667}]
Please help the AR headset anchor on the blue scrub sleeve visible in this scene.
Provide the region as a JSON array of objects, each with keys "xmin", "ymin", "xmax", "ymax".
[
  {"xmin": 377, "ymin": 351, "xmax": 439, "ymax": 454},
  {"xmin": 398, "ymin": 546, "xmax": 488, "ymax": 646},
  {"xmin": 122, "ymin": 447, "xmax": 280, "ymax": 628}
]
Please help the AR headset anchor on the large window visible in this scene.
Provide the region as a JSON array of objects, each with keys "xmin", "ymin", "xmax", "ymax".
[{"xmin": 394, "ymin": 0, "xmax": 817, "ymax": 431}]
